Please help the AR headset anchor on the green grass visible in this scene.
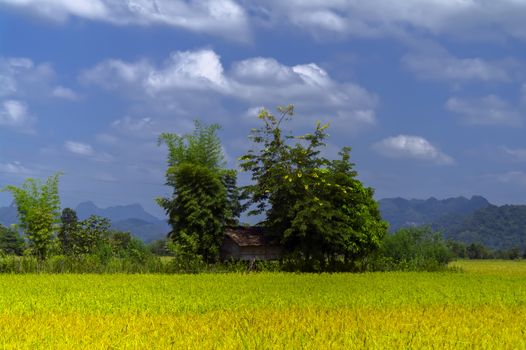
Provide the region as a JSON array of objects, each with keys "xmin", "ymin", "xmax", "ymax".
[{"xmin": 0, "ymin": 260, "xmax": 525, "ymax": 348}]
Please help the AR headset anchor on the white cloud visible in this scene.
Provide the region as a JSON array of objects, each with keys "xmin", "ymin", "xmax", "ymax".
[
  {"xmin": 249, "ymin": 0, "xmax": 526, "ymax": 41},
  {"xmin": 0, "ymin": 57, "xmax": 55, "ymax": 98},
  {"xmin": 402, "ymin": 45, "xmax": 512, "ymax": 82},
  {"xmin": 0, "ymin": 0, "xmax": 107, "ymax": 21},
  {"xmin": 146, "ymin": 50, "xmax": 228, "ymax": 93},
  {"xmin": 65, "ymin": 141, "xmax": 94, "ymax": 156},
  {"xmin": 52, "ymin": 86, "xmax": 79, "ymax": 100},
  {"xmin": 1, "ymin": 0, "xmax": 249, "ymax": 40},
  {"xmin": 446, "ymin": 95, "xmax": 521, "ymax": 126},
  {"xmin": 82, "ymin": 50, "xmax": 228, "ymax": 94},
  {"xmin": 112, "ymin": 116, "xmax": 159, "ymax": 138},
  {"xmin": 0, "ymin": 100, "xmax": 35, "ymax": 132},
  {"xmin": 0, "ymin": 56, "xmax": 78, "ymax": 132},
  {"xmin": 83, "ymin": 49, "xmax": 378, "ymax": 132},
  {"xmin": 0, "ymin": 161, "xmax": 32, "ymax": 175},
  {"xmin": 373, "ymin": 135, "xmax": 453, "ymax": 165},
  {"xmin": 64, "ymin": 141, "xmax": 114, "ymax": 163},
  {"xmin": 502, "ymin": 147, "xmax": 526, "ymax": 162}
]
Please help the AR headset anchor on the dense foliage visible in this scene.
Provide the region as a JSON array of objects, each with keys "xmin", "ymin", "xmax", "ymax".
[
  {"xmin": 0, "ymin": 224, "xmax": 24, "ymax": 256},
  {"xmin": 369, "ymin": 226, "xmax": 453, "ymax": 271},
  {"xmin": 2, "ymin": 173, "xmax": 62, "ymax": 260},
  {"xmin": 240, "ymin": 106, "xmax": 387, "ymax": 270},
  {"xmin": 157, "ymin": 121, "xmax": 239, "ymax": 264}
]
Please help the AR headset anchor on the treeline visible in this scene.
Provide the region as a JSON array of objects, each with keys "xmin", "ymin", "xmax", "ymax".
[
  {"xmin": 0, "ymin": 105, "xmax": 477, "ymax": 273},
  {"xmin": 447, "ymin": 240, "xmax": 525, "ymax": 260}
]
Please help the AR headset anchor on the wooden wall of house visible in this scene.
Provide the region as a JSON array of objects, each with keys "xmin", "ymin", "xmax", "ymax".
[{"xmin": 220, "ymin": 236, "xmax": 282, "ymax": 261}]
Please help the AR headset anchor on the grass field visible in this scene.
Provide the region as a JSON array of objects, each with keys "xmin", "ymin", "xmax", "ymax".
[{"xmin": 0, "ymin": 260, "xmax": 525, "ymax": 349}]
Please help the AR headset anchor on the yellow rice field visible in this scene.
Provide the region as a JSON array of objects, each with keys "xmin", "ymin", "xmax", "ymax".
[{"xmin": 1, "ymin": 261, "xmax": 526, "ymax": 349}]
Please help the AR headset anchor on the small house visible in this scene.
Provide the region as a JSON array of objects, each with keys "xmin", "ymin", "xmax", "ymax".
[{"xmin": 220, "ymin": 226, "xmax": 282, "ymax": 261}]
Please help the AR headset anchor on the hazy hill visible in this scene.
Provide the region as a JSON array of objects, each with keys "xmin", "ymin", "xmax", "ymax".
[
  {"xmin": 0, "ymin": 202, "xmax": 168, "ymax": 243},
  {"xmin": 379, "ymin": 195, "xmax": 491, "ymax": 232},
  {"xmin": 380, "ymin": 196, "xmax": 526, "ymax": 250},
  {"xmin": 443, "ymin": 205, "xmax": 526, "ymax": 250},
  {"xmin": 75, "ymin": 202, "xmax": 169, "ymax": 243}
]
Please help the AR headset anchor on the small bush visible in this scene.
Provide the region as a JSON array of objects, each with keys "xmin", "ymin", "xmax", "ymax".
[{"xmin": 369, "ymin": 226, "xmax": 453, "ymax": 271}]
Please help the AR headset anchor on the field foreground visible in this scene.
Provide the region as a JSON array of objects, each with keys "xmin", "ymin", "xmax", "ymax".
[{"xmin": 1, "ymin": 261, "xmax": 526, "ymax": 349}]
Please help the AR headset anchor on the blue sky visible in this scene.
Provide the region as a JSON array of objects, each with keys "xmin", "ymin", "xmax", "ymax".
[{"xmin": 1, "ymin": 0, "xmax": 526, "ymax": 218}]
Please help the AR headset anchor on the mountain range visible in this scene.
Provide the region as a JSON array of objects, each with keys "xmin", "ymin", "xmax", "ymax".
[
  {"xmin": 2, "ymin": 196, "xmax": 526, "ymax": 249},
  {"xmin": 0, "ymin": 202, "xmax": 169, "ymax": 243},
  {"xmin": 379, "ymin": 196, "xmax": 526, "ymax": 250}
]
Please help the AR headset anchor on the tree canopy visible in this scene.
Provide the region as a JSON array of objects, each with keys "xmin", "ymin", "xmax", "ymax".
[
  {"xmin": 158, "ymin": 121, "xmax": 239, "ymax": 264},
  {"xmin": 2, "ymin": 173, "xmax": 62, "ymax": 260},
  {"xmin": 240, "ymin": 106, "xmax": 387, "ymax": 270}
]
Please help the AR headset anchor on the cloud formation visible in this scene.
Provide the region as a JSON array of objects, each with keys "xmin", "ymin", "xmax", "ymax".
[
  {"xmin": 250, "ymin": 0, "xmax": 526, "ymax": 41},
  {"xmin": 502, "ymin": 147, "xmax": 526, "ymax": 162},
  {"xmin": 6, "ymin": 0, "xmax": 526, "ymax": 43},
  {"xmin": 0, "ymin": 100, "xmax": 35, "ymax": 132},
  {"xmin": 402, "ymin": 45, "xmax": 513, "ymax": 83},
  {"xmin": 82, "ymin": 49, "xmax": 378, "ymax": 132},
  {"xmin": 0, "ymin": 56, "xmax": 78, "ymax": 132},
  {"xmin": 373, "ymin": 135, "xmax": 453, "ymax": 165},
  {"xmin": 1, "ymin": 0, "xmax": 249, "ymax": 40},
  {"xmin": 0, "ymin": 161, "xmax": 32, "ymax": 176},
  {"xmin": 52, "ymin": 86, "xmax": 79, "ymax": 100},
  {"xmin": 65, "ymin": 141, "xmax": 94, "ymax": 156},
  {"xmin": 446, "ymin": 95, "xmax": 521, "ymax": 126},
  {"xmin": 64, "ymin": 141, "xmax": 113, "ymax": 162}
]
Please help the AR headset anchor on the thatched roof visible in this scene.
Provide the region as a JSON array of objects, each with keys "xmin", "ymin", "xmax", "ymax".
[{"xmin": 224, "ymin": 226, "xmax": 277, "ymax": 247}]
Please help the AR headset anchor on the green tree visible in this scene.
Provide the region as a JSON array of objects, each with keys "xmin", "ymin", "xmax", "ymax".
[
  {"xmin": 158, "ymin": 121, "xmax": 238, "ymax": 263},
  {"xmin": 0, "ymin": 224, "xmax": 25, "ymax": 255},
  {"xmin": 72, "ymin": 215, "xmax": 111, "ymax": 255},
  {"xmin": 240, "ymin": 106, "xmax": 387, "ymax": 270},
  {"xmin": 2, "ymin": 173, "xmax": 62, "ymax": 260},
  {"xmin": 379, "ymin": 227, "xmax": 453, "ymax": 270},
  {"xmin": 466, "ymin": 242, "xmax": 492, "ymax": 259},
  {"xmin": 58, "ymin": 208, "xmax": 78, "ymax": 255}
]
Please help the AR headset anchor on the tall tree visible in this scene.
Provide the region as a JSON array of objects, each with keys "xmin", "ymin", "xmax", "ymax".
[
  {"xmin": 2, "ymin": 173, "xmax": 62, "ymax": 260},
  {"xmin": 240, "ymin": 106, "xmax": 387, "ymax": 269},
  {"xmin": 58, "ymin": 208, "xmax": 78, "ymax": 255},
  {"xmin": 158, "ymin": 121, "xmax": 238, "ymax": 263}
]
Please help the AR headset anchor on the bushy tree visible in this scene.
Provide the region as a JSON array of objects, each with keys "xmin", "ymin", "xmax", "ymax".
[
  {"xmin": 0, "ymin": 224, "xmax": 25, "ymax": 255},
  {"xmin": 158, "ymin": 121, "xmax": 239, "ymax": 263},
  {"xmin": 72, "ymin": 215, "xmax": 111, "ymax": 255},
  {"xmin": 379, "ymin": 227, "xmax": 452, "ymax": 270},
  {"xmin": 2, "ymin": 173, "xmax": 62, "ymax": 260},
  {"xmin": 240, "ymin": 106, "xmax": 387, "ymax": 269}
]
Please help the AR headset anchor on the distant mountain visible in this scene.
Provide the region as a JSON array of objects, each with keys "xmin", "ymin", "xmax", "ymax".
[
  {"xmin": 379, "ymin": 196, "xmax": 526, "ymax": 250},
  {"xmin": 443, "ymin": 205, "xmax": 526, "ymax": 250},
  {"xmin": 76, "ymin": 201, "xmax": 161, "ymax": 223},
  {"xmin": 379, "ymin": 196, "xmax": 491, "ymax": 232},
  {"xmin": 75, "ymin": 202, "xmax": 169, "ymax": 243},
  {"xmin": 0, "ymin": 201, "xmax": 169, "ymax": 242}
]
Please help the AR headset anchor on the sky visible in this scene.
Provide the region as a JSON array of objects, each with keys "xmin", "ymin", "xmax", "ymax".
[{"xmin": 1, "ymin": 0, "xmax": 526, "ymax": 218}]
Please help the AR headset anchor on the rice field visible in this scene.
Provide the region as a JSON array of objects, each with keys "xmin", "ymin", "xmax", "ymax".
[{"xmin": 0, "ymin": 260, "xmax": 525, "ymax": 349}]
